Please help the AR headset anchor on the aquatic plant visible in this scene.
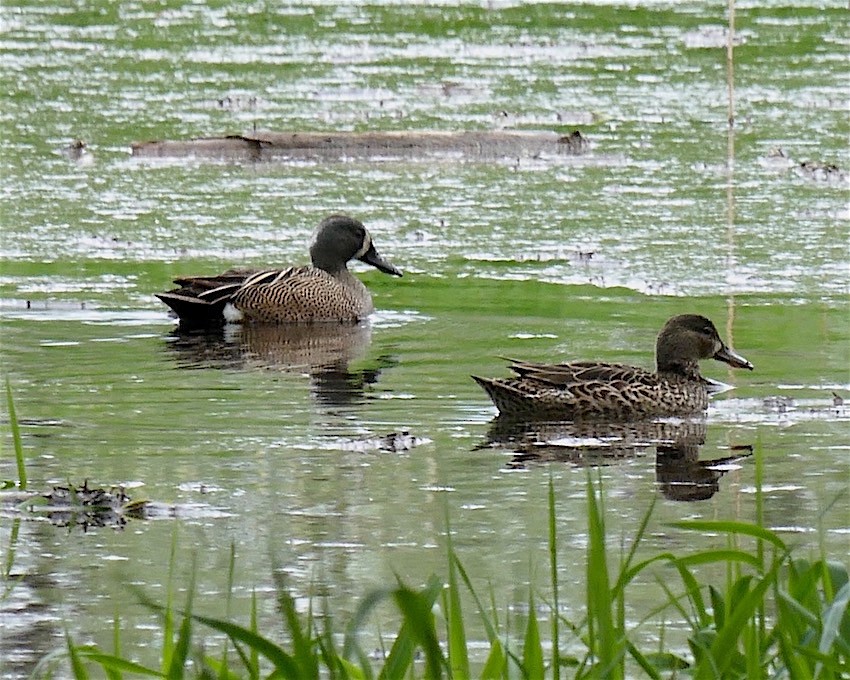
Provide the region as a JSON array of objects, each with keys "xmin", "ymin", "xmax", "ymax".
[
  {"xmin": 4, "ymin": 376, "xmax": 26, "ymax": 491},
  {"xmin": 44, "ymin": 471, "xmax": 847, "ymax": 679}
]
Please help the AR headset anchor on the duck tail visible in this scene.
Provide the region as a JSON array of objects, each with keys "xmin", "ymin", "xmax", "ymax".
[
  {"xmin": 156, "ymin": 275, "xmax": 248, "ymax": 327},
  {"xmin": 156, "ymin": 291, "xmax": 228, "ymax": 327},
  {"xmin": 472, "ymin": 375, "xmax": 532, "ymax": 417}
]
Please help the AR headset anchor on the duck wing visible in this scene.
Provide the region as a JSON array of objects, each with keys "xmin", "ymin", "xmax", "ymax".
[
  {"xmin": 156, "ymin": 268, "xmax": 273, "ymax": 326},
  {"xmin": 507, "ymin": 360, "xmax": 656, "ymax": 387},
  {"xmin": 171, "ymin": 268, "xmax": 262, "ymax": 292},
  {"xmin": 229, "ymin": 267, "xmax": 368, "ymax": 323},
  {"xmin": 473, "ymin": 360, "xmax": 685, "ymax": 420}
]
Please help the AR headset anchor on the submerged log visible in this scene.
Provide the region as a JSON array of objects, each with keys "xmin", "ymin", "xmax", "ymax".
[{"xmin": 131, "ymin": 129, "xmax": 588, "ymax": 162}]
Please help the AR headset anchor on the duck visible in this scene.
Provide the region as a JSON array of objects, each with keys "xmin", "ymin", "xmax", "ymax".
[
  {"xmin": 472, "ymin": 314, "xmax": 753, "ymax": 420},
  {"xmin": 156, "ymin": 214, "xmax": 402, "ymax": 326}
]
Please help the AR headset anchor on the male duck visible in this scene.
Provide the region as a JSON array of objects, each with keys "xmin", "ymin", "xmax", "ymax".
[
  {"xmin": 156, "ymin": 214, "xmax": 402, "ymax": 326},
  {"xmin": 472, "ymin": 314, "xmax": 753, "ymax": 420}
]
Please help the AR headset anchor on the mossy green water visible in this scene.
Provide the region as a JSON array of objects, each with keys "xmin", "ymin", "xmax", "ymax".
[{"xmin": 1, "ymin": 1, "xmax": 847, "ymax": 676}]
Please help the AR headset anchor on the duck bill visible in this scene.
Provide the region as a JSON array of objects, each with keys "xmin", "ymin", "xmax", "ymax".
[
  {"xmin": 359, "ymin": 244, "xmax": 403, "ymax": 277},
  {"xmin": 714, "ymin": 344, "xmax": 754, "ymax": 370}
]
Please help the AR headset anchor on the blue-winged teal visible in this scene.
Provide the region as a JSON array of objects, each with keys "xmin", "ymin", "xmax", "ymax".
[
  {"xmin": 472, "ymin": 314, "xmax": 753, "ymax": 420},
  {"xmin": 156, "ymin": 215, "xmax": 402, "ymax": 325}
]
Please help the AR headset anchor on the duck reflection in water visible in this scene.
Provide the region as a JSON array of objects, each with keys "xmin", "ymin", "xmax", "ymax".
[
  {"xmin": 164, "ymin": 322, "xmax": 396, "ymax": 407},
  {"xmin": 656, "ymin": 438, "xmax": 752, "ymax": 502},
  {"xmin": 480, "ymin": 418, "xmax": 751, "ymax": 501}
]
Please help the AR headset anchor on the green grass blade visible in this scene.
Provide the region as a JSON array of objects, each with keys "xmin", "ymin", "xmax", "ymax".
[
  {"xmin": 669, "ymin": 520, "xmax": 787, "ymax": 553},
  {"xmin": 675, "ymin": 549, "xmax": 763, "ymax": 570},
  {"xmin": 167, "ymin": 577, "xmax": 194, "ymax": 680},
  {"xmin": 795, "ymin": 646, "xmax": 848, "ymax": 674},
  {"xmin": 112, "ymin": 612, "xmax": 121, "ymax": 659},
  {"xmin": 703, "ymin": 563, "xmax": 780, "ymax": 678},
  {"xmin": 825, "ymin": 559, "xmax": 849, "ymax": 601},
  {"xmin": 223, "ymin": 639, "xmax": 254, "ymax": 679},
  {"xmin": 392, "ymin": 583, "xmax": 446, "ymax": 679},
  {"xmin": 65, "ymin": 633, "xmax": 90, "ymax": 680},
  {"xmin": 774, "ymin": 627, "xmax": 812, "ymax": 679},
  {"xmin": 5, "ymin": 377, "xmax": 26, "ymax": 490},
  {"xmin": 107, "ymin": 613, "xmax": 122, "ymax": 680},
  {"xmin": 754, "ymin": 436, "xmax": 765, "ymax": 566},
  {"xmin": 548, "ymin": 475, "xmax": 560, "ymax": 680},
  {"xmin": 452, "ymin": 552, "xmax": 499, "ymax": 644},
  {"xmin": 167, "ymin": 616, "xmax": 191, "ymax": 680},
  {"xmin": 277, "ymin": 588, "xmax": 318, "ymax": 678},
  {"xmin": 639, "ymin": 650, "xmax": 689, "ymax": 674},
  {"xmin": 3, "ymin": 516, "xmax": 21, "ymax": 582},
  {"xmin": 522, "ymin": 593, "xmax": 544, "ymax": 680},
  {"xmin": 619, "ymin": 492, "xmax": 656, "ymax": 579},
  {"xmin": 478, "ymin": 637, "xmax": 506, "ymax": 679},
  {"xmin": 76, "ymin": 650, "xmax": 165, "ymax": 677},
  {"xmin": 777, "ymin": 586, "xmax": 820, "ymax": 631},
  {"xmin": 444, "ymin": 512, "xmax": 469, "ymax": 680},
  {"xmin": 335, "ymin": 656, "xmax": 367, "ymax": 680},
  {"xmin": 249, "ymin": 589, "xmax": 260, "ymax": 679},
  {"xmin": 219, "ymin": 543, "xmax": 236, "ymax": 678},
  {"xmin": 201, "ymin": 656, "xmax": 245, "ymax": 680},
  {"xmin": 488, "ymin": 582, "xmax": 501, "ymax": 636},
  {"xmin": 192, "ymin": 612, "xmax": 301, "ymax": 677},
  {"xmin": 624, "ymin": 640, "xmax": 662, "ymax": 680},
  {"xmin": 344, "ymin": 586, "xmax": 392, "ymax": 665},
  {"xmin": 161, "ymin": 531, "xmax": 178, "ymax": 673},
  {"xmin": 446, "ymin": 557, "xmax": 469, "ymax": 679},
  {"xmin": 585, "ymin": 474, "xmax": 623, "ymax": 678},
  {"xmin": 708, "ymin": 586, "xmax": 725, "ymax": 631},
  {"xmin": 379, "ymin": 575, "xmax": 443, "ymax": 680},
  {"xmin": 818, "ymin": 580, "xmax": 850, "ymax": 673},
  {"xmin": 613, "ymin": 553, "xmax": 677, "ymax": 598},
  {"xmin": 672, "ymin": 561, "xmax": 709, "ymax": 625}
]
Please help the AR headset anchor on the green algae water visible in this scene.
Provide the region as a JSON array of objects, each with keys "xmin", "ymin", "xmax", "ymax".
[{"xmin": 1, "ymin": 1, "xmax": 848, "ymax": 675}]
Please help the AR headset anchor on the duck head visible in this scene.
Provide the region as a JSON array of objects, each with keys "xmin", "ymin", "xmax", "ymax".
[
  {"xmin": 656, "ymin": 314, "xmax": 753, "ymax": 378},
  {"xmin": 310, "ymin": 215, "xmax": 402, "ymax": 277}
]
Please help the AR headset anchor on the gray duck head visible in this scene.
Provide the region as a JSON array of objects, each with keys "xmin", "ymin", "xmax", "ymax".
[
  {"xmin": 655, "ymin": 314, "xmax": 753, "ymax": 378},
  {"xmin": 309, "ymin": 215, "xmax": 402, "ymax": 277}
]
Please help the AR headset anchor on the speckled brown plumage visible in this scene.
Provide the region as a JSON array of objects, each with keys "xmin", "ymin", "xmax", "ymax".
[
  {"xmin": 226, "ymin": 266, "xmax": 374, "ymax": 323},
  {"xmin": 472, "ymin": 314, "xmax": 753, "ymax": 420},
  {"xmin": 156, "ymin": 215, "xmax": 402, "ymax": 326}
]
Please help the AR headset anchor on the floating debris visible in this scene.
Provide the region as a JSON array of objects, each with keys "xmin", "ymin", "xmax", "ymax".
[
  {"xmin": 763, "ymin": 395, "xmax": 794, "ymax": 413},
  {"xmin": 760, "ymin": 147, "xmax": 847, "ymax": 183},
  {"xmin": 215, "ymin": 95, "xmax": 259, "ymax": 111},
  {"xmin": 60, "ymin": 139, "xmax": 94, "ymax": 166},
  {"xmin": 338, "ymin": 430, "xmax": 430, "ymax": 453},
  {"xmin": 130, "ymin": 130, "xmax": 590, "ymax": 163},
  {"xmin": 556, "ymin": 130, "xmax": 589, "ymax": 154},
  {"xmin": 34, "ymin": 480, "xmax": 148, "ymax": 531},
  {"xmin": 759, "ymin": 146, "xmax": 797, "ymax": 170},
  {"xmin": 797, "ymin": 160, "xmax": 846, "ymax": 183},
  {"xmin": 2, "ymin": 481, "xmax": 230, "ymax": 529},
  {"xmin": 376, "ymin": 431, "xmax": 428, "ymax": 452}
]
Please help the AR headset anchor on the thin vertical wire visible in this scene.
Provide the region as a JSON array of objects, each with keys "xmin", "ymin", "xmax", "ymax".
[{"xmin": 725, "ymin": 0, "xmax": 737, "ymax": 359}]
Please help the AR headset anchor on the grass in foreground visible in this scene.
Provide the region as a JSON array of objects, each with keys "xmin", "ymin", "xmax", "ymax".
[{"xmin": 29, "ymin": 475, "xmax": 848, "ymax": 679}]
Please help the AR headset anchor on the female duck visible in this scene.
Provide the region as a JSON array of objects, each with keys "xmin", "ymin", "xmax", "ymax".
[
  {"xmin": 473, "ymin": 314, "xmax": 753, "ymax": 420},
  {"xmin": 157, "ymin": 215, "xmax": 402, "ymax": 326}
]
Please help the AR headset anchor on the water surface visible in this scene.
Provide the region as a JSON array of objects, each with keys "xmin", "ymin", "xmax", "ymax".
[{"xmin": 1, "ymin": 1, "xmax": 848, "ymax": 675}]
